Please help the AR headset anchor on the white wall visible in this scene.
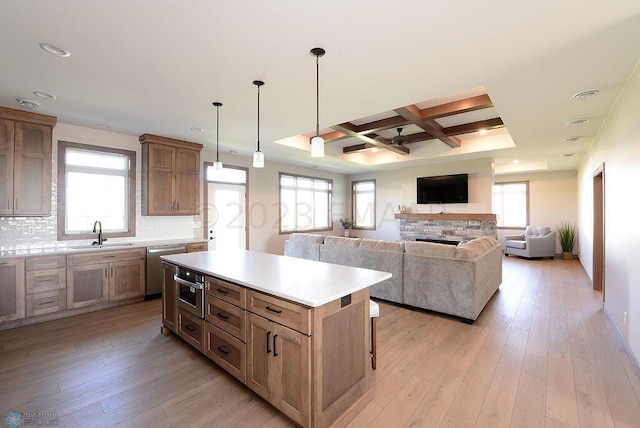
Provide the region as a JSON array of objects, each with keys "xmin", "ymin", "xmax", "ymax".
[
  {"xmin": 496, "ymin": 170, "xmax": 577, "ymax": 253},
  {"xmin": 347, "ymin": 158, "xmax": 494, "ymax": 241},
  {"xmin": 577, "ymin": 62, "xmax": 640, "ymax": 362},
  {"xmin": 199, "ymin": 149, "xmax": 348, "ymax": 255}
]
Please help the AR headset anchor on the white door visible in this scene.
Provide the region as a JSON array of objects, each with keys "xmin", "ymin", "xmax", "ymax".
[{"xmin": 207, "ymin": 183, "xmax": 246, "ymax": 251}]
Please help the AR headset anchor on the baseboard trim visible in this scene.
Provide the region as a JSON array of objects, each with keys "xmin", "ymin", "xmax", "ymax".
[{"xmin": 603, "ymin": 304, "xmax": 640, "ymax": 370}]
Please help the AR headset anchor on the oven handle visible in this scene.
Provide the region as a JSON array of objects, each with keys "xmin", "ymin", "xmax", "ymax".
[{"xmin": 173, "ymin": 275, "xmax": 204, "ymax": 290}]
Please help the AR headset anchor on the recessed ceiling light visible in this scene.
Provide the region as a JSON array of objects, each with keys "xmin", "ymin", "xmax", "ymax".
[
  {"xmin": 566, "ymin": 118, "xmax": 589, "ymax": 126},
  {"xmin": 512, "ymin": 160, "xmax": 520, "ymax": 164},
  {"xmin": 16, "ymin": 98, "xmax": 40, "ymax": 109},
  {"xmin": 561, "ymin": 153, "xmax": 574, "ymax": 157},
  {"xmin": 33, "ymin": 91, "xmax": 56, "ymax": 99},
  {"xmin": 39, "ymin": 42, "xmax": 71, "ymax": 58},
  {"xmin": 190, "ymin": 127, "xmax": 204, "ymax": 132},
  {"xmin": 564, "ymin": 136, "xmax": 582, "ymax": 142},
  {"xmin": 573, "ymin": 89, "xmax": 600, "ymax": 99},
  {"xmin": 478, "ymin": 129, "xmax": 488, "ymax": 135}
]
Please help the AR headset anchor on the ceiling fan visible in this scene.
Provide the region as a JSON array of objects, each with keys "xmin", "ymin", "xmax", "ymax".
[{"xmin": 391, "ymin": 127, "xmax": 408, "ymax": 145}]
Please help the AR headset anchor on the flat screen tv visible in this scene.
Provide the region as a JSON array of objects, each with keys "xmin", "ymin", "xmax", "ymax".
[{"xmin": 417, "ymin": 173, "xmax": 468, "ymax": 204}]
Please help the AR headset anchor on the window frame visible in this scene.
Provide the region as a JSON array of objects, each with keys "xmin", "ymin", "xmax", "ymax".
[
  {"xmin": 351, "ymin": 179, "xmax": 376, "ymax": 230},
  {"xmin": 278, "ymin": 172, "xmax": 333, "ymax": 234},
  {"xmin": 493, "ymin": 180, "xmax": 530, "ymax": 229},
  {"xmin": 57, "ymin": 141, "xmax": 136, "ymax": 240}
]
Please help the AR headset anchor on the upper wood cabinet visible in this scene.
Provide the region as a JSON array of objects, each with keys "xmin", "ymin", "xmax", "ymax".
[
  {"xmin": 139, "ymin": 134, "xmax": 202, "ymax": 216},
  {"xmin": 0, "ymin": 107, "xmax": 56, "ymax": 216}
]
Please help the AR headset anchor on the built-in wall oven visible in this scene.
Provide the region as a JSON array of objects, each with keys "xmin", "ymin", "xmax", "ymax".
[{"xmin": 174, "ymin": 266, "xmax": 205, "ymax": 319}]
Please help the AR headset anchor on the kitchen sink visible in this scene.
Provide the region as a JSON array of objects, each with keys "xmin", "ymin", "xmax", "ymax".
[{"xmin": 69, "ymin": 242, "xmax": 135, "ymax": 250}]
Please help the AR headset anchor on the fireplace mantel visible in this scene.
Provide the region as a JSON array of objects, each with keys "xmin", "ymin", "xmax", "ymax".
[{"xmin": 394, "ymin": 213, "xmax": 496, "ymax": 221}]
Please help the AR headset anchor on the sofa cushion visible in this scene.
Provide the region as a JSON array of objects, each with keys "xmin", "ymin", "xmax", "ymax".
[
  {"xmin": 454, "ymin": 240, "xmax": 486, "ymax": 259},
  {"xmin": 359, "ymin": 239, "xmax": 405, "ymax": 253},
  {"xmin": 288, "ymin": 233, "xmax": 324, "ymax": 244},
  {"xmin": 404, "ymin": 241, "xmax": 458, "ymax": 258},
  {"xmin": 323, "ymin": 235, "xmax": 361, "ymax": 248},
  {"xmin": 474, "ymin": 236, "xmax": 497, "ymax": 251},
  {"xmin": 504, "ymin": 239, "xmax": 526, "ymax": 249}
]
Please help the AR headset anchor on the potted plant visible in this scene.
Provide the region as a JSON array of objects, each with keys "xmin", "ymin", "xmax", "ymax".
[
  {"xmin": 557, "ymin": 222, "xmax": 576, "ymax": 260},
  {"xmin": 340, "ymin": 218, "xmax": 353, "ymax": 237}
]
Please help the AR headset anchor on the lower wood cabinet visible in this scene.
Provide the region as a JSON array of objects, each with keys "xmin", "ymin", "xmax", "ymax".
[
  {"xmin": 25, "ymin": 255, "xmax": 67, "ymax": 316},
  {"xmin": 67, "ymin": 248, "xmax": 145, "ymax": 309},
  {"xmin": 26, "ymin": 289, "xmax": 66, "ymax": 317},
  {"xmin": 0, "ymin": 258, "xmax": 26, "ymax": 322},
  {"xmin": 162, "ymin": 262, "xmax": 178, "ymax": 333},
  {"xmin": 247, "ymin": 312, "xmax": 310, "ymax": 426},
  {"xmin": 178, "ymin": 308, "xmax": 204, "ymax": 352},
  {"xmin": 205, "ymin": 322, "xmax": 246, "ymax": 383}
]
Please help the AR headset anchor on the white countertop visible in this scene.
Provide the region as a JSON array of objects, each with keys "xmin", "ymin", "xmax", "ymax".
[
  {"xmin": 0, "ymin": 238, "xmax": 207, "ymax": 258},
  {"xmin": 161, "ymin": 250, "xmax": 392, "ymax": 308}
]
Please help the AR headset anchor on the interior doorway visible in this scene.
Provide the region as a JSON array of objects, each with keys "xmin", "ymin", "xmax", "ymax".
[
  {"xmin": 593, "ymin": 164, "xmax": 605, "ymax": 297},
  {"xmin": 203, "ymin": 163, "xmax": 248, "ymax": 251}
]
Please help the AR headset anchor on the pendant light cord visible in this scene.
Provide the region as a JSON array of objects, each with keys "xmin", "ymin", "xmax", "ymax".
[
  {"xmin": 257, "ymin": 84, "xmax": 261, "ymax": 152},
  {"xmin": 216, "ymin": 104, "xmax": 220, "ymax": 162},
  {"xmin": 316, "ymin": 55, "xmax": 320, "ymax": 137}
]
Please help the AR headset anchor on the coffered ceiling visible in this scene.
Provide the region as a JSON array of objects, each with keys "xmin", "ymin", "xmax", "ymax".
[{"xmin": 1, "ymin": 1, "xmax": 639, "ymax": 175}]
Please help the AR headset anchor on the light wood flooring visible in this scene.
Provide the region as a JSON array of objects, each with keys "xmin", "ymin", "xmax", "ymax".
[{"xmin": 1, "ymin": 256, "xmax": 640, "ymax": 427}]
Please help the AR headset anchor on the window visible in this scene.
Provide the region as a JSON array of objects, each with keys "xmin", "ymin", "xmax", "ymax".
[
  {"xmin": 58, "ymin": 141, "xmax": 136, "ymax": 240},
  {"xmin": 352, "ymin": 179, "xmax": 376, "ymax": 230},
  {"xmin": 279, "ymin": 173, "xmax": 332, "ymax": 233},
  {"xmin": 493, "ymin": 181, "xmax": 529, "ymax": 228}
]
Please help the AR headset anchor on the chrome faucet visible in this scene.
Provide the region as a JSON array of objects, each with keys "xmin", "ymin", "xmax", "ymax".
[{"xmin": 92, "ymin": 220, "xmax": 107, "ymax": 246}]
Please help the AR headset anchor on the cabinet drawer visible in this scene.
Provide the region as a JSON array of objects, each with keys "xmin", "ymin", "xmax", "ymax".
[
  {"xmin": 178, "ymin": 308, "xmax": 204, "ymax": 352},
  {"xmin": 26, "ymin": 255, "xmax": 66, "ymax": 271},
  {"xmin": 187, "ymin": 242, "xmax": 207, "ymax": 253},
  {"xmin": 206, "ymin": 276, "xmax": 246, "ymax": 308},
  {"xmin": 205, "ymin": 323, "xmax": 246, "ymax": 383},
  {"xmin": 26, "ymin": 268, "xmax": 66, "ymax": 294},
  {"xmin": 205, "ymin": 295, "xmax": 246, "ymax": 342},
  {"xmin": 247, "ymin": 291, "xmax": 311, "ymax": 335},
  {"xmin": 67, "ymin": 248, "xmax": 145, "ymax": 266},
  {"xmin": 26, "ymin": 290, "xmax": 66, "ymax": 317}
]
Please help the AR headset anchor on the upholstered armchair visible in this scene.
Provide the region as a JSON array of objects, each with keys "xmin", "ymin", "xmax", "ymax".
[{"xmin": 504, "ymin": 226, "xmax": 556, "ymax": 259}]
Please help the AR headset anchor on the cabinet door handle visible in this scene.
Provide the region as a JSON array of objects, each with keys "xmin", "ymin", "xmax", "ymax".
[
  {"xmin": 216, "ymin": 346, "xmax": 230, "ymax": 355},
  {"xmin": 104, "ymin": 268, "xmax": 107, "ymax": 278},
  {"xmin": 102, "ymin": 255, "xmax": 115, "ymax": 259},
  {"xmin": 38, "ymin": 300, "xmax": 56, "ymax": 306},
  {"xmin": 176, "ymin": 201, "xmax": 179, "ymax": 211},
  {"xmin": 216, "ymin": 312, "xmax": 229, "ymax": 320},
  {"xmin": 36, "ymin": 278, "xmax": 55, "ymax": 284},
  {"xmin": 216, "ymin": 288, "xmax": 229, "ymax": 295},
  {"xmin": 265, "ymin": 306, "xmax": 282, "ymax": 314},
  {"xmin": 273, "ymin": 334, "xmax": 278, "ymax": 357},
  {"xmin": 110, "ymin": 267, "xmax": 114, "ymax": 277},
  {"xmin": 186, "ymin": 325, "xmax": 195, "ymax": 332},
  {"xmin": 266, "ymin": 331, "xmax": 271, "ymax": 354}
]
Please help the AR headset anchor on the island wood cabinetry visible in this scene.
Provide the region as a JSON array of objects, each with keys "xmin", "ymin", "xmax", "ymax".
[
  {"xmin": 0, "ymin": 258, "xmax": 26, "ymax": 322},
  {"xmin": 25, "ymin": 255, "xmax": 66, "ymax": 317},
  {"xmin": 161, "ymin": 251, "xmax": 381, "ymax": 428},
  {"xmin": 0, "ymin": 107, "xmax": 56, "ymax": 216},
  {"xmin": 139, "ymin": 134, "xmax": 202, "ymax": 216},
  {"xmin": 67, "ymin": 248, "xmax": 145, "ymax": 308}
]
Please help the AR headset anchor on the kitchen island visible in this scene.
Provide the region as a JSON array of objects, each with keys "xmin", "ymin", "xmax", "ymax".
[{"xmin": 160, "ymin": 249, "xmax": 391, "ymax": 428}]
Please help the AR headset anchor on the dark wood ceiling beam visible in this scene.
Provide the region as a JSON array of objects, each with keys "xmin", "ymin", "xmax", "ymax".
[
  {"xmin": 443, "ymin": 118, "xmax": 504, "ymax": 136},
  {"xmin": 419, "ymin": 94, "xmax": 494, "ymax": 120},
  {"xmin": 394, "ymin": 105, "xmax": 461, "ymax": 148},
  {"xmin": 353, "ymin": 116, "xmax": 409, "ymax": 134},
  {"xmin": 332, "ymin": 124, "xmax": 409, "ymax": 155},
  {"xmin": 320, "ymin": 130, "xmax": 348, "ymax": 143},
  {"xmin": 342, "ymin": 143, "xmax": 377, "ymax": 154}
]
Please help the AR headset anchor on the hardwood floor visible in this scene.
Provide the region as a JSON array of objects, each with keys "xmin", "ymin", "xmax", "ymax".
[{"xmin": 1, "ymin": 256, "xmax": 639, "ymax": 427}]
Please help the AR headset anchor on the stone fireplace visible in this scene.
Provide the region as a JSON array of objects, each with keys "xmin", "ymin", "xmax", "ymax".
[{"xmin": 395, "ymin": 213, "xmax": 497, "ymax": 243}]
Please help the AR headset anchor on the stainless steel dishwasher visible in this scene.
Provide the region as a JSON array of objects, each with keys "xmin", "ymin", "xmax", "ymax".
[{"xmin": 146, "ymin": 244, "xmax": 187, "ymax": 298}]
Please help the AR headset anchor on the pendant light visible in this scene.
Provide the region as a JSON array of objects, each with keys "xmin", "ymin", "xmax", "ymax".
[
  {"xmin": 310, "ymin": 47, "xmax": 325, "ymax": 158},
  {"xmin": 212, "ymin": 102, "xmax": 223, "ymax": 170},
  {"xmin": 253, "ymin": 80, "xmax": 265, "ymax": 168}
]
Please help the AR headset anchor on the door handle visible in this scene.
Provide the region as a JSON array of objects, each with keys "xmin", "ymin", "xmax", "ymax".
[
  {"xmin": 265, "ymin": 306, "xmax": 282, "ymax": 314},
  {"xmin": 216, "ymin": 346, "xmax": 230, "ymax": 355},
  {"xmin": 216, "ymin": 312, "xmax": 229, "ymax": 320}
]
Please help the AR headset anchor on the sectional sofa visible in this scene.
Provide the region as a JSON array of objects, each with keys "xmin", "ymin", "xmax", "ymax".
[{"xmin": 284, "ymin": 234, "xmax": 502, "ymax": 322}]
